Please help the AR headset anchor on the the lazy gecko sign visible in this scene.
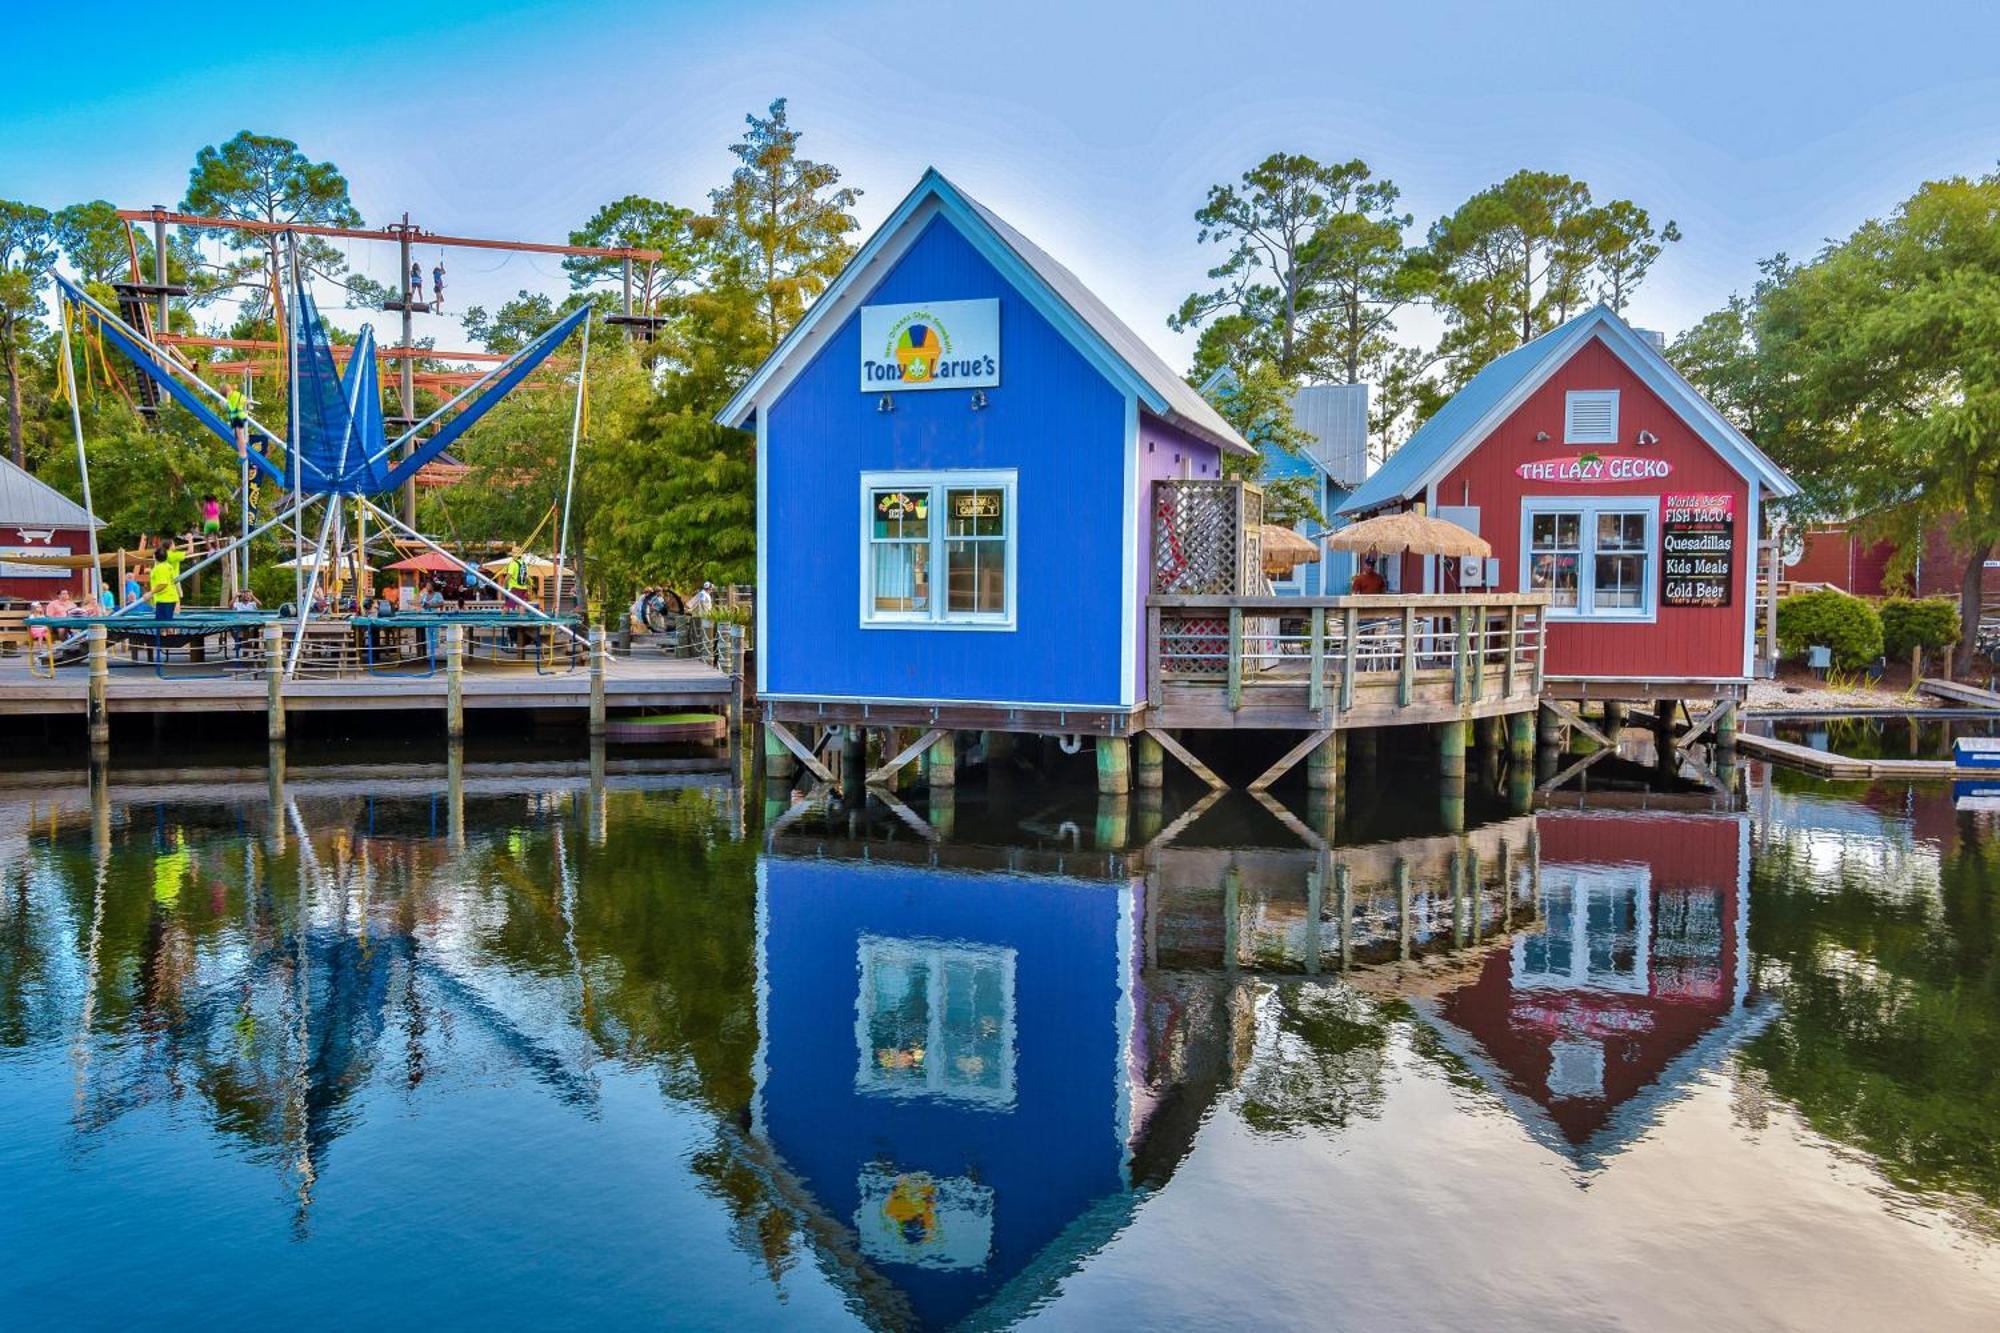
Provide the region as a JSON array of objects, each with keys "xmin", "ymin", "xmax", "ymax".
[
  {"xmin": 860, "ymin": 299, "xmax": 1000, "ymax": 391},
  {"xmin": 1514, "ymin": 454, "xmax": 1674, "ymax": 484}
]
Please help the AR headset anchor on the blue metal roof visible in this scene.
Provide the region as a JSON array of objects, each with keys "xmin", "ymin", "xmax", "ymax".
[{"xmin": 1339, "ymin": 304, "xmax": 1798, "ymax": 515}]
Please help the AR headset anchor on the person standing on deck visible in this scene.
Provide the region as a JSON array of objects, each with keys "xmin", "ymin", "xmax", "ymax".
[
  {"xmin": 502, "ymin": 548, "xmax": 532, "ymax": 604},
  {"xmin": 431, "ymin": 259, "xmax": 446, "ymax": 312},
  {"xmin": 149, "ymin": 545, "xmax": 184, "ymax": 621},
  {"xmin": 410, "ymin": 260, "xmax": 424, "ymax": 304}
]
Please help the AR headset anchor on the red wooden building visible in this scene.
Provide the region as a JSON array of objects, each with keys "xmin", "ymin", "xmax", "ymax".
[
  {"xmin": 1340, "ymin": 306, "xmax": 1799, "ymax": 705},
  {"xmin": 1787, "ymin": 518, "xmax": 1997, "ymax": 602},
  {"xmin": 0, "ymin": 455, "xmax": 99, "ymax": 603}
]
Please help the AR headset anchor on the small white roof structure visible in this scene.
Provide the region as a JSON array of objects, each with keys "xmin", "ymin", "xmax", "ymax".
[{"xmin": 0, "ymin": 455, "xmax": 101, "ymax": 529}]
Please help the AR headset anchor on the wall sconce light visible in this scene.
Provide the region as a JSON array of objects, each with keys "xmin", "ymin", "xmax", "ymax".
[
  {"xmin": 877, "ymin": 394, "xmax": 895, "ymax": 414},
  {"xmin": 969, "ymin": 390, "xmax": 989, "ymax": 410},
  {"xmin": 1635, "ymin": 430, "xmax": 1658, "ymax": 447},
  {"xmin": 1535, "ymin": 430, "xmax": 1550, "ymax": 442}
]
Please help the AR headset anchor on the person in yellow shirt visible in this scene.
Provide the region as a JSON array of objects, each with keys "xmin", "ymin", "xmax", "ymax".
[{"xmin": 149, "ymin": 544, "xmax": 185, "ymax": 621}]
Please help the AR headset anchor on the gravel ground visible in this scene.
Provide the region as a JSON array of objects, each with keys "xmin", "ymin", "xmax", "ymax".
[{"xmin": 1743, "ymin": 676, "xmax": 1939, "ymax": 713}]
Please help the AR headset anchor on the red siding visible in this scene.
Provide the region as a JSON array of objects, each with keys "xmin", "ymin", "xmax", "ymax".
[
  {"xmin": 0, "ymin": 525, "xmax": 91, "ymax": 601},
  {"xmin": 1431, "ymin": 337, "xmax": 1751, "ymax": 682}
]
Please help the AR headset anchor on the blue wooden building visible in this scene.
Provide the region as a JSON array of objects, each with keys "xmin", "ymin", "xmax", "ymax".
[{"xmin": 721, "ymin": 169, "xmax": 1253, "ymax": 744}]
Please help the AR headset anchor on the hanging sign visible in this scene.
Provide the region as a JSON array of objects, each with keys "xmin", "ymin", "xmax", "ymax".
[
  {"xmin": 1661, "ymin": 492, "xmax": 1735, "ymax": 607},
  {"xmin": 860, "ymin": 299, "xmax": 1000, "ymax": 391},
  {"xmin": 1514, "ymin": 454, "xmax": 1674, "ymax": 484}
]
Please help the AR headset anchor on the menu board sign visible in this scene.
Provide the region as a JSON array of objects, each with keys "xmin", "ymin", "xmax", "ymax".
[{"xmin": 1661, "ymin": 492, "xmax": 1734, "ymax": 607}]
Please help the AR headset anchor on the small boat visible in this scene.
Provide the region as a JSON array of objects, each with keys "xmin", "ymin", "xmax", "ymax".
[{"xmin": 1952, "ymin": 737, "xmax": 2000, "ymax": 770}]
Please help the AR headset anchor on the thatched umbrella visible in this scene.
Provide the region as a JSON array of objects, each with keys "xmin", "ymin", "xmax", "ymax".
[
  {"xmin": 1327, "ymin": 511, "xmax": 1491, "ymax": 558},
  {"xmin": 1256, "ymin": 524, "xmax": 1320, "ymax": 577}
]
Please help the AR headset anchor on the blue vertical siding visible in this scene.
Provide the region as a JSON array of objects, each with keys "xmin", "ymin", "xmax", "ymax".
[{"xmin": 763, "ymin": 217, "xmax": 1128, "ymax": 706}]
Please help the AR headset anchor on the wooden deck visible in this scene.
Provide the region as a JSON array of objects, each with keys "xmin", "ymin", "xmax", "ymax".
[
  {"xmin": 1734, "ymin": 730, "xmax": 1966, "ymax": 779},
  {"xmin": 0, "ymin": 651, "xmax": 735, "ymax": 718},
  {"xmin": 1147, "ymin": 592, "xmax": 1548, "ymax": 730}
]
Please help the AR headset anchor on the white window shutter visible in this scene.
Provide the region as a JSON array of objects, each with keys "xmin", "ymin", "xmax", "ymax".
[{"xmin": 1565, "ymin": 390, "xmax": 1620, "ymax": 445}]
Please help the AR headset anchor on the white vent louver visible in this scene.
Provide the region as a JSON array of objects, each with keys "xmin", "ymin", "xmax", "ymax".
[{"xmin": 1565, "ymin": 390, "xmax": 1620, "ymax": 445}]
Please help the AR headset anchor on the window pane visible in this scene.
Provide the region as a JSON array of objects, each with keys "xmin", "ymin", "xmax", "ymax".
[
  {"xmin": 937, "ymin": 956, "xmax": 1008, "ymax": 1093},
  {"xmin": 1597, "ymin": 511, "xmax": 1645, "ymax": 551},
  {"xmin": 1530, "ymin": 552, "xmax": 1579, "ymax": 607},
  {"xmin": 947, "ymin": 539, "xmax": 1006, "ymax": 614},
  {"xmin": 947, "ymin": 488, "xmax": 1005, "ymax": 539},
  {"xmin": 1593, "ymin": 553, "xmax": 1646, "ymax": 609},
  {"xmin": 1532, "ymin": 511, "xmax": 1581, "ymax": 551},
  {"xmin": 872, "ymin": 489, "xmax": 930, "ymax": 540},
  {"xmin": 873, "ymin": 541, "xmax": 930, "ymax": 614},
  {"xmin": 863, "ymin": 956, "xmax": 931, "ymax": 1092}
]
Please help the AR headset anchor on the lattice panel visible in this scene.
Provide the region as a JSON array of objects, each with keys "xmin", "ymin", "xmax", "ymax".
[
  {"xmin": 1152, "ymin": 480, "xmax": 1262, "ymax": 595},
  {"xmin": 1159, "ymin": 614, "xmax": 1228, "ymax": 676}
]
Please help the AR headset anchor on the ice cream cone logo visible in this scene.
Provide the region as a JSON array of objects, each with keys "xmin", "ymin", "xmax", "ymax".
[{"xmin": 895, "ymin": 322, "xmax": 943, "ymax": 382}]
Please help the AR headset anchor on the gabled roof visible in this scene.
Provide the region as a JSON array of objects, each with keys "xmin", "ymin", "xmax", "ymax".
[
  {"xmin": 1339, "ymin": 304, "xmax": 1798, "ymax": 516},
  {"xmin": 0, "ymin": 455, "xmax": 100, "ymax": 528},
  {"xmin": 718, "ymin": 168, "xmax": 1253, "ymax": 456},
  {"xmin": 1290, "ymin": 382, "xmax": 1371, "ymax": 487}
]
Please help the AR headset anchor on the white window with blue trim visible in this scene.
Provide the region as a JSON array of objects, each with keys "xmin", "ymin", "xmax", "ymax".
[
  {"xmin": 1521, "ymin": 495, "xmax": 1656, "ymax": 621},
  {"xmin": 860, "ymin": 470, "xmax": 1016, "ymax": 629}
]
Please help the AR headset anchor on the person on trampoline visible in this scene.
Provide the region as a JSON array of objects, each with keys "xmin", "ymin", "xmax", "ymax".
[
  {"xmin": 200, "ymin": 494, "xmax": 222, "ymax": 540},
  {"xmin": 148, "ymin": 544, "xmax": 184, "ymax": 622}
]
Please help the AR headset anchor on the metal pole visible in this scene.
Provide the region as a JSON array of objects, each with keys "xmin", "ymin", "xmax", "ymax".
[
  {"xmin": 398, "ymin": 214, "xmax": 417, "ymax": 528},
  {"xmin": 553, "ymin": 315, "xmax": 591, "ymax": 618},
  {"xmin": 286, "ymin": 494, "xmax": 342, "ymax": 678},
  {"xmin": 239, "ymin": 368, "xmax": 252, "ymax": 591},
  {"xmin": 151, "ymin": 207, "xmax": 169, "ymax": 335},
  {"xmin": 287, "ymin": 231, "xmax": 303, "ymax": 611},
  {"xmin": 55, "ymin": 293, "xmax": 104, "ymax": 604},
  {"xmin": 621, "ymin": 256, "xmax": 633, "ymax": 317}
]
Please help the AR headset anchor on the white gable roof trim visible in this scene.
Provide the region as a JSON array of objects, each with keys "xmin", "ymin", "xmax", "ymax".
[
  {"xmin": 718, "ymin": 168, "xmax": 1252, "ymax": 456},
  {"xmin": 1361, "ymin": 306, "xmax": 1797, "ymax": 511}
]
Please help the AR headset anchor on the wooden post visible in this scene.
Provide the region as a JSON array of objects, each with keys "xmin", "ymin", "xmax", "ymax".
[
  {"xmin": 1470, "ymin": 604, "xmax": 1486, "ymax": 699},
  {"xmin": 1340, "ymin": 606, "xmax": 1357, "ymax": 713},
  {"xmin": 1336, "ymin": 861, "xmax": 1353, "ymax": 970},
  {"xmin": 444, "ymin": 624, "xmax": 465, "ymax": 741},
  {"xmin": 1096, "ymin": 734, "xmax": 1132, "ymax": 795},
  {"xmin": 1453, "ymin": 608, "xmax": 1468, "ymax": 703},
  {"xmin": 1400, "ymin": 605, "xmax": 1416, "ymax": 708},
  {"xmin": 264, "ymin": 623, "xmax": 286, "ymax": 743},
  {"xmin": 1226, "ymin": 606, "xmax": 1243, "ymax": 711},
  {"xmin": 1537, "ymin": 702, "xmax": 1565, "ymax": 748},
  {"xmin": 1134, "ymin": 731, "xmax": 1165, "ymax": 790},
  {"xmin": 1307, "ymin": 606, "xmax": 1326, "ymax": 713},
  {"xmin": 764, "ymin": 724, "xmax": 799, "ymax": 779},
  {"xmin": 1304, "ymin": 855, "xmax": 1323, "ymax": 974},
  {"xmin": 1395, "ymin": 857, "xmax": 1412, "ymax": 961},
  {"xmin": 1437, "ymin": 719, "xmax": 1467, "ymax": 780},
  {"xmin": 588, "ymin": 627, "xmax": 607, "ymax": 737},
  {"xmin": 1508, "ymin": 710, "xmax": 1535, "ymax": 766},
  {"xmin": 1306, "ymin": 732, "xmax": 1337, "ymax": 791},
  {"xmin": 1147, "ymin": 604, "xmax": 1164, "ymax": 706},
  {"xmin": 1603, "ymin": 701, "xmax": 1626, "ymax": 739},
  {"xmin": 86, "ymin": 625, "xmax": 109, "ymax": 748},
  {"xmin": 1714, "ymin": 699, "xmax": 1739, "ymax": 751},
  {"xmin": 1504, "ymin": 605, "xmax": 1519, "ymax": 696},
  {"xmin": 925, "ymin": 730, "xmax": 958, "ymax": 789}
]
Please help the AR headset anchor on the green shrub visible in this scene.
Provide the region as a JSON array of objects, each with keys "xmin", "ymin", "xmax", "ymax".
[
  {"xmin": 1776, "ymin": 589, "xmax": 1883, "ymax": 667},
  {"xmin": 1879, "ymin": 596, "xmax": 1961, "ymax": 660}
]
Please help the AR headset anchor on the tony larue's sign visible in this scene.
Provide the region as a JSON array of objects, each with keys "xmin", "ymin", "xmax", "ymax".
[
  {"xmin": 1515, "ymin": 454, "xmax": 1674, "ymax": 484},
  {"xmin": 1661, "ymin": 492, "xmax": 1735, "ymax": 608},
  {"xmin": 861, "ymin": 299, "xmax": 1000, "ymax": 391}
]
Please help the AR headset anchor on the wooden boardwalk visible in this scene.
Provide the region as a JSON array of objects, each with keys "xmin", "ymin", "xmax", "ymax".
[
  {"xmin": 0, "ymin": 652, "xmax": 735, "ymax": 718},
  {"xmin": 1734, "ymin": 730, "xmax": 1964, "ymax": 779}
]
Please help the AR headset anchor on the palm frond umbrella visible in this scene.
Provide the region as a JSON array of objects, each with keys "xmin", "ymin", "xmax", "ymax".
[
  {"xmin": 1257, "ymin": 524, "xmax": 1320, "ymax": 577},
  {"xmin": 1326, "ymin": 511, "xmax": 1491, "ymax": 559}
]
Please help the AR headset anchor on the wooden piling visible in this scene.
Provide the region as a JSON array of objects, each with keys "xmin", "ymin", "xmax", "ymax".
[
  {"xmin": 444, "ymin": 624, "xmax": 465, "ymax": 741},
  {"xmin": 1437, "ymin": 719, "xmax": 1468, "ymax": 779},
  {"xmin": 764, "ymin": 724, "xmax": 800, "ymax": 779},
  {"xmin": 925, "ymin": 730, "xmax": 958, "ymax": 788},
  {"xmin": 1096, "ymin": 734, "xmax": 1132, "ymax": 795},
  {"xmin": 1537, "ymin": 702, "xmax": 1565, "ymax": 748},
  {"xmin": 1507, "ymin": 710, "xmax": 1535, "ymax": 765},
  {"xmin": 86, "ymin": 625, "xmax": 109, "ymax": 748},
  {"xmin": 264, "ymin": 623, "xmax": 286, "ymax": 743},
  {"xmin": 587, "ymin": 627, "xmax": 607, "ymax": 737},
  {"xmin": 1134, "ymin": 731, "xmax": 1165, "ymax": 790}
]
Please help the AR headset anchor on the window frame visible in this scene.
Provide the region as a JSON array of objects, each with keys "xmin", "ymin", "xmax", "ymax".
[
  {"xmin": 1564, "ymin": 389, "xmax": 1621, "ymax": 445},
  {"xmin": 853, "ymin": 934, "xmax": 1018, "ymax": 1109},
  {"xmin": 859, "ymin": 469, "xmax": 1018, "ymax": 630},
  {"xmin": 1519, "ymin": 495, "xmax": 1658, "ymax": 623}
]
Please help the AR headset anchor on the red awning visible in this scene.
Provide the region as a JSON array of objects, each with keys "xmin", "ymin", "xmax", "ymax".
[{"xmin": 382, "ymin": 551, "xmax": 469, "ymax": 573}]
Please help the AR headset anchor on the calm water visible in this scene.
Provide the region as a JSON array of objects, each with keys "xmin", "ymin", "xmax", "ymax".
[
  {"xmin": 4, "ymin": 746, "xmax": 2000, "ymax": 1330},
  {"xmin": 1763, "ymin": 711, "xmax": 2000, "ymax": 762}
]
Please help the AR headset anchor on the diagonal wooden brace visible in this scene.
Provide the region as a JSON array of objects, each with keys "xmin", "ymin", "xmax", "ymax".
[
  {"xmin": 1248, "ymin": 730, "xmax": 1334, "ymax": 793},
  {"xmin": 767, "ymin": 720, "xmax": 837, "ymax": 785},
  {"xmin": 867, "ymin": 728, "xmax": 946, "ymax": 787},
  {"xmin": 1145, "ymin": 728, "xmax": 1229, "ymax": 791}
]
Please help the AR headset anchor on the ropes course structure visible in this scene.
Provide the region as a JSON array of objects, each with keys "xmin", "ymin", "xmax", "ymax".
[{"xmin": 52, "ymin": 220, "xmax": 595, "ymax": 678}]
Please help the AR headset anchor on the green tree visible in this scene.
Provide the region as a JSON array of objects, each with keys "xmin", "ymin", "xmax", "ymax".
[
  {"xmin": 1688, "ymin": 174, "xmax": 2000, "ymax": 671},
  {"xmin": 1, "ymin": 200, "xmax": 55, "ymax": 467},
  {"xmin": 1173, "ymin": 155, "xmax": 1413, "ymax": 383},
  {"xmin": 181, "ymin": 131, "xmax": 362, "ymax": 321},
  {"xmin": 709, "ymin": 98, "xmax": 861, "ymax": 353},
  {"xmin": 1421, "ymin": 170, "xmax": 1678, "ymax": 389},
  {"xmin": 462, "ymin": 289, "xmax": 558, "ymax": 354},
  {"xmin": 53, "ymin": 200, "xmax": 149, "ymax": 288},
  {"xmin": 564, "ymin": 195, "xmax": 712, "ymax": 326}
]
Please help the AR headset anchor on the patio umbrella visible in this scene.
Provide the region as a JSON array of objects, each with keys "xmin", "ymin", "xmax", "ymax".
[
  {"xmin": 383, "ymin": 550, "xmax": 470, "ymax": 574},
  {"xmin": 1256, "ymin": 524, "xmax": 1320, "ymax": 576},
  {"xmin": 1327, "ymin": 511, "xmax": 1491, "ymax": 559}
]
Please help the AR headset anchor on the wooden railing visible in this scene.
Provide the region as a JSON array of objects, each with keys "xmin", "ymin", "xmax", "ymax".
[{"xmin": 1147, "ymin": 593, "xmax": 1549, "ymax": 725}]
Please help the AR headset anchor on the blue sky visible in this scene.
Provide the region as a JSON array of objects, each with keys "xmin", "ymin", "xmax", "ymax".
[{"xmin": 8, "ymin": 0, "xmax": 1999, "ymax": 365}]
